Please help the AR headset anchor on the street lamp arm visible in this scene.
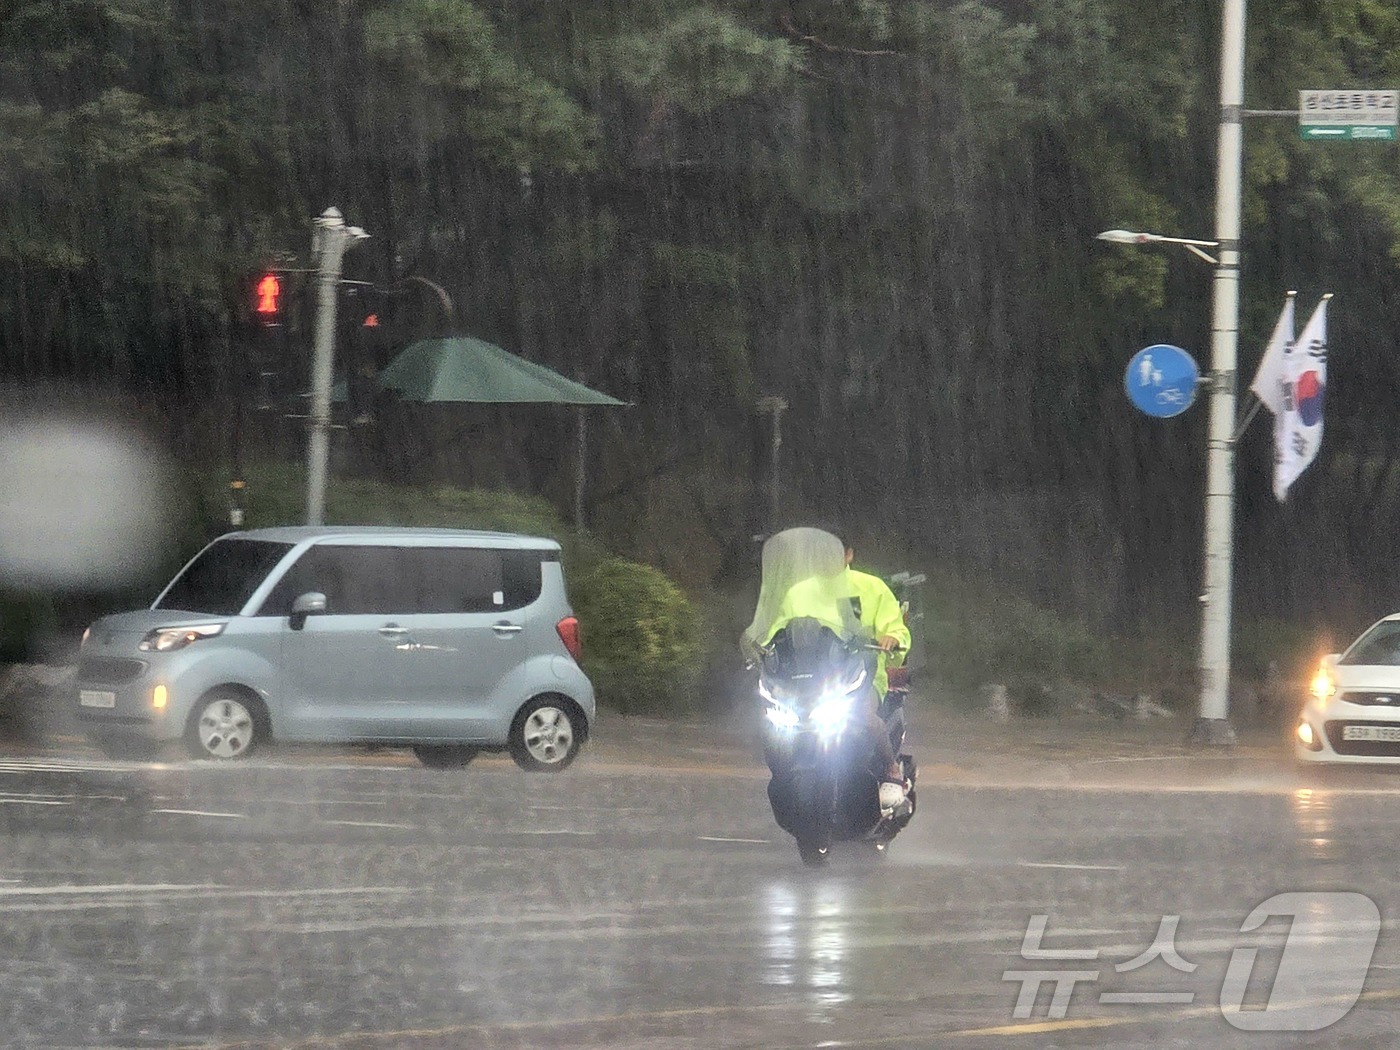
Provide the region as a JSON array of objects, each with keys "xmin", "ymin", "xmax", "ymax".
[
  {"xmin": 1182, "ymin": 243, "xmax": 1220, "ymax": 265},
  {"xmin": 1096, "ymin": 228, "xmax": 1219, "ymax": 250},
  {"xmin": 1146, "ymin": 234, "xmax": 1219, "ymax": 248}
]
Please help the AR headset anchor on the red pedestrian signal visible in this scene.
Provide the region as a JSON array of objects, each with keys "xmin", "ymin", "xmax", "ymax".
[{"xmin": 255, "ymin": 273, "xmax": 282, "ymax": 316}]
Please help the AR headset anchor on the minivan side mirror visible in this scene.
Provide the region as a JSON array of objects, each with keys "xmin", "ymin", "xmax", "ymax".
[{"xmin": 289, "ymin": 591, "xmax": 327, "ymax": 631}]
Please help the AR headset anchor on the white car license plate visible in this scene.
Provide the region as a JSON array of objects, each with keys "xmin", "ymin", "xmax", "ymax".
[
  {"xmin": 79, "ymin": 690, "xmax": 116, "ymax": 709},
  {"xmin": 1342, "ymin": 724, "xmax": 1400, "ymax": 742}
]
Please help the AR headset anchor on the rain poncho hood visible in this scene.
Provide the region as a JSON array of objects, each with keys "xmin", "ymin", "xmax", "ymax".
[{"xmin": 743, "ymin": 528, "xmax": 865, "ymax": 653}]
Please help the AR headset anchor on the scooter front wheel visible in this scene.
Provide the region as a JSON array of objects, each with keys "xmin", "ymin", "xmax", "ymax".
[{"xmin": 797, "ymin": 837, "xmax": 831, "ymax": 867}]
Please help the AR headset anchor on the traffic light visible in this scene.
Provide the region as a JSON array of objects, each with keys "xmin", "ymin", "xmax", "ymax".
[{"xmin": 254, "ymin": 272, "xmax": 283, "ymax": 324}]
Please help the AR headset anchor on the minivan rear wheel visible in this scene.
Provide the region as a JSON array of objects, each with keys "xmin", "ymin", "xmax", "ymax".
[
  {"xmin": 186, "ymin": 690, "xmax": 262, "ymax": 760},
  {"xmin": 509, "ymin": 696, "xmax": 582, "ymax": 772},
  {"xmin": 412, "ymin": 744, "xmax": 478, "ymax": 769}
]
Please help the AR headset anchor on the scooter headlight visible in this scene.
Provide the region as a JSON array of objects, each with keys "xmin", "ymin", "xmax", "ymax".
[
  {"xmin": 765, "ymin": 704, "xmax": 800, "ymax": 730},
  {"xmin": 811, "ymin": 694, "xmax": 855, "ymax": 737},
  {"xmin": 759, "ymin": 679, "xmax": 799, "ymax": 729}
]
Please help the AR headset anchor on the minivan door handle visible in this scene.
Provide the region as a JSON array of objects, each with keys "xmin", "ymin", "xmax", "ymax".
[
  {"xmin": 492, "ymin": 622, "xmax": 524, "ymax": 635},
  {"xmin": 378, "ymin": 624, "xmax": 409, "ymax": 637}
]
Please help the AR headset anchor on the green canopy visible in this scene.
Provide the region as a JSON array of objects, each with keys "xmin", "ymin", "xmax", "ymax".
[
  {"xmin": 376, "ymin": 337, "xmax": 626, "ymax": 405},
  {"xmin": 334, "ymin": 335, "xmax": 625, "ymax": 528}
]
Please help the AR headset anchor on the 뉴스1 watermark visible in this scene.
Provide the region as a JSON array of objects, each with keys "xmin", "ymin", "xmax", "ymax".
[{"xmin": 1003, "ymin": 892, "xmax": 1380, "ymax": 1032}]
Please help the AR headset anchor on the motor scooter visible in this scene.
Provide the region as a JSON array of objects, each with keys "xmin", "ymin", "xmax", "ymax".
[{"xmin": 756, "ymin": 616, "xmax": 917, "ymax": 866}]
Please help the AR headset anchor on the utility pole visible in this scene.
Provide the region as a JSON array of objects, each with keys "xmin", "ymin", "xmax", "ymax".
[
  {"xmin": 305, "ymin": 207, "xmax": 368, "ymax": 526},
  {"xmin": 757, "ymin": 396, "xmax": 788, "ymax": 529},
  {"xmin": 1193, "ymin": 0, "xmax": 1246, "ymax": 746}
]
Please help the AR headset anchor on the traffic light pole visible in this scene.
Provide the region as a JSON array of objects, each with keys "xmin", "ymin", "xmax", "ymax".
[{"xmin": 305, "ymin": 207, "xmax": 368, "ymax": 526}]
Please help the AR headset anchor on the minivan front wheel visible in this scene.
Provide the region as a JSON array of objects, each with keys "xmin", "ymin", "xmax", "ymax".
[
  {"xmin": 509, "ymin": 697, "xmax": 582, "ymax": 772},
  {"xmin": 186, "ymin": 690, "xmax": 261, "ymax": 760}
]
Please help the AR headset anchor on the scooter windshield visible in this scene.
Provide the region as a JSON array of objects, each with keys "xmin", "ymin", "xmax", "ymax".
[{"xmin": 743, "ymin": 527, "xmax": 865, "ymax": 654}]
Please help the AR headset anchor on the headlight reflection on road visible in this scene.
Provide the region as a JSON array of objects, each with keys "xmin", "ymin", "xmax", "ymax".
[
  {"xmin": 1291, "ymin": 788, "xmax": 1337, "ymax": 862},
  {"xmin": 761, "ymin": 882, "xmax": 852, "ymax": 1020}
]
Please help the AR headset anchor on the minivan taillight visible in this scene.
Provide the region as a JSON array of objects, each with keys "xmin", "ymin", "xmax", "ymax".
[{"xmin": 556, "ymin": 616, "xmax": 582, "ymax": 662}]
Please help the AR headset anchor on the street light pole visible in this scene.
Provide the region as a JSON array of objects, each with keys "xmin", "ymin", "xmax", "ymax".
[
  {"xmin": 1094, "ymin": 0, "xmax": 1246, "ymax": 746},
  {"xmin": 1195, "ymin": 0, "xmax": 1247, "ymax": 746},
  {"xmin": 306, "ymin": 206, "xmax": 369, "ymax": 526}
]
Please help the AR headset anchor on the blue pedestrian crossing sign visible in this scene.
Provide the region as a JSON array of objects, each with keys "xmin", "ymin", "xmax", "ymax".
[{"xmin": 1125, "ymin": 344, "xmax": 1199, "ymax": 418}]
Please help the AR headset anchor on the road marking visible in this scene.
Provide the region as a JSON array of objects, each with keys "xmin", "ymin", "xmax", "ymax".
[
  {"xmin": 947, "ymin": 986, "xmax": 1400, "ymax": 1037},
  {"xmin": 1018, "ymin": 862, "xmax": 1124, "ymax": 871},
  {"xmin": 0, "ymin": 797, "xmax": 71, "ymax": 806},
  {"xmin": 0, "ymin": 883, "xmax": 224, "ymax": 896},
  {"xmin": 514, "ymin": 829, "xmax": 597, "ymax": 836},
  {"xmin": 0, "ymin": 884, "xmax": 415, "ymax": 913},
  {"xmin": 1076, "ymin": 754, "xmax": 1219, "ymax": 764},
  {"xmin": 278, "ymin": 798, "xmax": 388, "ymax": 807},
  {"xmin": 578, "ymin": 759, "xmax": 765, "ymax": 780},
  {"xmin": 189, "ymin": 1002, "xmax": 799, "ymax": 1049},
  {"xmin": 0, "ymin": 761, "xmax": 119, "ymax": 773},
  {"xmin": 698, "ymin": 836, "xmax": 769, "ymax": 844},
  {"xmin": 322, "ymin": 820, "xmax": 416, "ymax": 830},
  {"xmin": 153, "ymin": 808, "xmax": 247, "ymax": 819}
]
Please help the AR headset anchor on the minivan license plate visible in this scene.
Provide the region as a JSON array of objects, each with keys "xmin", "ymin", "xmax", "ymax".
[
  {"xmin": 1342, "ymin": 724, "xmax": 1400, "ymax": 742},
  {"xmin": 79, "ymin": 690, "xmax": 116, "ymax": 709}
]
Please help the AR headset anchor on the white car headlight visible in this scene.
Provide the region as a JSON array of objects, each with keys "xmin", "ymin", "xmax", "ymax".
[
  {"xmin": 138, "ymin": 623, "xmax": 225, "ymax": 653},
  {"xmin": 1310, "ymin": 664, "xmax": 1336, "ymax": 700}
]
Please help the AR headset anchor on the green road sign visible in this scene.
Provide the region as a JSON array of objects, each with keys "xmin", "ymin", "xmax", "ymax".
[{"xmin": 1300, "ymin": 125, "xmax": 1396, "ymax": 141}]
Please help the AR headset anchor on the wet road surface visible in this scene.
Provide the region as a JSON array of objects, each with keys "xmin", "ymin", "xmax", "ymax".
[{"xmin": 3, "ymin": 713, "xmax": 1400, "ymax": 1049}]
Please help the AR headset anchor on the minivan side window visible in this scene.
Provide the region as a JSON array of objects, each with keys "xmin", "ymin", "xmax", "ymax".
[
  {"xmin": 258, "ymin": 545, "xmax": 413, "ymax": 616},
  {"xmin": 408, "ymin": 548, "xmax": 502, "ymax": 613},
  {"xmin": 405, "ymin": 548, "xmax": 543, "ymax": 613},
  {"xmin": 257, "ymin": 545, "xmax": 548, "ymax": 616},
  {"xmin": 501, "ymin": 550, "xmax": 546, "ymax": 609}
]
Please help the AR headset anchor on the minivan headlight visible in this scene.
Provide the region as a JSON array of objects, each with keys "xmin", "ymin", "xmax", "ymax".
[{"xmin": 138, "ymin": 623, "xmax": 225, "ymax": 652}]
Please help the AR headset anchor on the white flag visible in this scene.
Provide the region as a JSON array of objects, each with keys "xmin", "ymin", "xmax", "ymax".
[
  {"xmin": 1249, "ymin": 294, "xmax": 1295, "ymax": 416},
  {"xmin": 1273, "ymin": 296, "xmax": 1330, "ymax": 502}
]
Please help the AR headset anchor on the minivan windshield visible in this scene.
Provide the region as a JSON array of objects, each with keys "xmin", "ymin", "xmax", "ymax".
[
  {"xmin": 1341, "ymin": 620, "xmax": 1400, "ymax": 666},
  {"xmin": 154, "ymin": 538, "xmax": 294, "ymax": 615}
]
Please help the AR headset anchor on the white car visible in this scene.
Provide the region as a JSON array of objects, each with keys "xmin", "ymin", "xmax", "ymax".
[{"xmin": 1297, "ymin": 614, "xmax": 1400, "ymax": 763}]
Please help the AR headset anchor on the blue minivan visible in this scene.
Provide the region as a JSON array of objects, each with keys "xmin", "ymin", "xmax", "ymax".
[{"xmin": 74, "ymin": 527, "xmax": 595, "ymax": 769}]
